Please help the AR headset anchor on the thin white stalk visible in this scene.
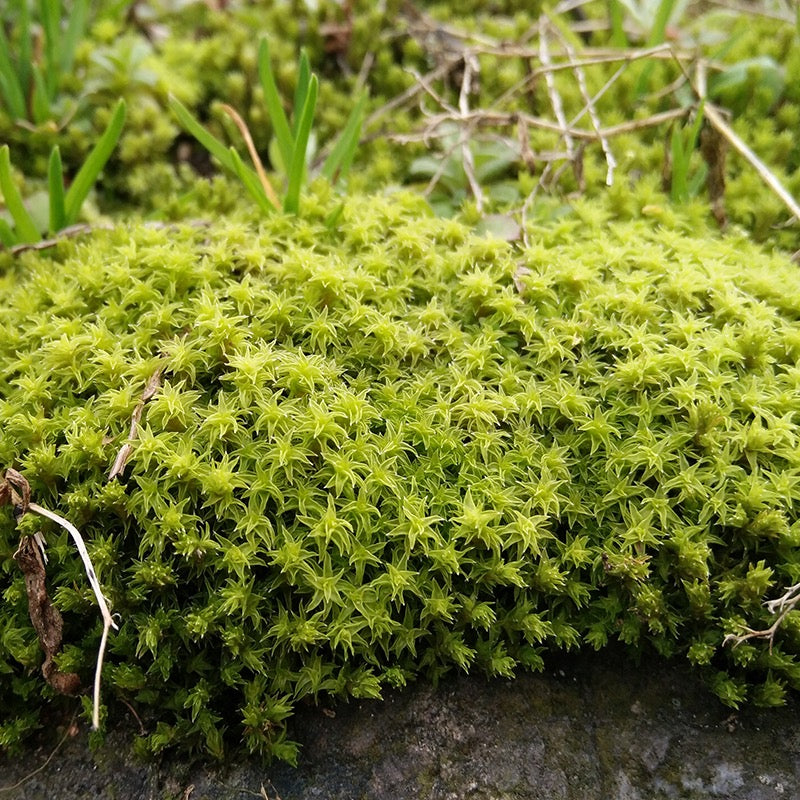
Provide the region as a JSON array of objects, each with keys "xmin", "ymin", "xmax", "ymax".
[
  {"xmin": 94, "ymin": 621, "xmax": 112, "ymax": 730},
  {"xmin": 28, "ymin": 501, "xmax": 117, "ymax": 729}
]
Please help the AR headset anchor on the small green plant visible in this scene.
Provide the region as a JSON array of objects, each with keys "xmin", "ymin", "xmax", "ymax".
[
  {"xmin": 170, "ymin": 39, "xmax": 366, "ymax": 215},
  {"xmin": 0, "ymin": 0, "xmax": 89, "ymax": 125},
  {"xmin": 0, "ymin": 99, "xmax": 126, "ymax": 246},
  {"xmin": 408, "ymin": 124, "xmax": 519, "ymax": 217},
  {"xmin": 668, "ymin": 102, "xmax": 706, "ymax": 204},
  {"xmin": 709, "ymin": 56, "xmax": 785, "ymax": 117}
]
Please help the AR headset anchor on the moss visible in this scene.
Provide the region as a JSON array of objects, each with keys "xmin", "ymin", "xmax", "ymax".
[{"xmin": 1, "ymin": 189, "xmax": 799, "ymax": 759}]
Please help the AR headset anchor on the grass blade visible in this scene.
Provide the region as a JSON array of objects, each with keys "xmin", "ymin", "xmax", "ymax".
[
  {"xmin": 283, "ymin": 74, "xmax": 317, "ymax": 214},
  {"xmin": 62, "ymin": 0, "xmax": 89, "ymax": 74},
  {"xmin": 64, "ymin": 99, "xmax": 126, "ymax": 225},
  {"xmin": 229, "ymin": 147, "xmax": 275, "ymax": 216},
  {"xmin": 0, "ymin": 145, "xmax": 40, "ymax": 243},
  {"xmin": 321, "ymin": 93, "xmax": 366, "ymax": 186},
  {"xmin": 48, "ymin": 146, "xmax": 66, "ymax": 233},
  {"xmin": 634, "ymin": 0, "xmax": 677, "ymax": 96},
  {"xmin": 169, "ymin": 94, "xmax": 236, "ymax": 173},
  {"xmin": 670, "ymin": 103, "xmax": 705, "ymax": 203},
  {"xmin": 258, "ymin": 39, "xmax": 293, "ymax": 175},
  {"xmin": 608, "ymin": 0, "xmax": 627, "ymax": 47},
  {"xmin": 16, "ymin": 0, "xmax": 32, "ymax": 97},
  {"xmin": 292, "ymin": 49, "xmax": 310, "ymax": 136},
  {"xmin": 670, "ymin": 127, "xmax": 688, "ymax": 203},
  {"xmin": 647, "ymin": 0, "xmax": 677, "ymax": 46},
  {"xmin": 0, "ymin": 27, "xmax": 27, "ymax": 120},
  {"xmin": 39, "ymin": 0, "xmax": 61, "ymax": 100},
  {"xmin": 31, "ymin": 66, "xmax": 52, "ymax": 125},
  {"xmin": 685, "ymin": 101, "xmax": 705, "ymax": 152},
  {"xmin": 0, "ymin": 218, "xmax": 16, "ymax": 248}
]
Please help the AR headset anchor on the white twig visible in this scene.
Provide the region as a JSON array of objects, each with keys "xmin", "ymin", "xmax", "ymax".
[
  {"xmin": 28, "ymin": 502, "xmax": 117, "ymax": 729},
  {"xmin": 724, "ymin": 582, "xmax": 800, "ymax": 654},
  {"xmin": 539, "ymin": 20, "xmax": 574, "ymax": 162},
  {"xmin": 550, "ymin": 19, "xmax": 616, "ymax": 185},
  {"xmin": 391, "ymin": 108, "xmax": 689, "ymax": 146},
  {"xmin": 566, "ymin": 63, "xmax": 625, "ymax": 129},
  {"xmin": 458, "ymin": 53, "xmax": 485, "ymax": 211},
  {"xmin": 94, "ymin": 621, "xmax": 112, "ymax": 731}
]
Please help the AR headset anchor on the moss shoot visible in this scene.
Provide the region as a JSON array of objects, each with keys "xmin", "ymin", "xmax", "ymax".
[{"xmin": 1, "ymin": 190, "xmax": 800, "ymax": 760}]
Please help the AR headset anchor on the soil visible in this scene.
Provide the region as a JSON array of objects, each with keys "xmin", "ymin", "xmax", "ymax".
[{"xmin": 1, "ymin": 646, "xmax": 797, "ymax": 799}]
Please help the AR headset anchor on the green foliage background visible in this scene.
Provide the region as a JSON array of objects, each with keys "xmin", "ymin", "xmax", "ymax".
[{"xmin": 2, "ymin": 188, "xmax": 800, "ymax": 758}]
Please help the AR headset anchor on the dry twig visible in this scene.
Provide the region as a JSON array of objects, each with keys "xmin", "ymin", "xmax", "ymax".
[
  {"xmin": 723, "ymin": 582, "xmax": 800, "ymax": 653},
  {"xmin": 695, "ymin": 60, "xmax": 800, "ymax": 225},
  {"xmin": 221, "ymin": 105, "xmax": 280, "ymax": 208},
  {"xmin": 108, "ymin": 365, "xmax": 164, "ymax": 481},
  {"xmin": 548, "ymin": 18, "xmax": 616, "ymax": 185},
  {"xmin": 539, "ymin": 19, "xmax": 575, "ymax": 164}
]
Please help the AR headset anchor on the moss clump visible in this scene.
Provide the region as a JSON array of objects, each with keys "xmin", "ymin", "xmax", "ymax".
[{"xmin": 1, "ymin": 190, "xmax": 800, "ymax": 760}]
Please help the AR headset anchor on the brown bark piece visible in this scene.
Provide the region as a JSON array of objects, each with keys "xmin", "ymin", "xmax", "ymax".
[
  {"xmin": 700, "ymin": 123, "xmax": 728, "ymax": 228},
  {"xmin": 13, "ymin": 536, "xmax": 82, "ymax": 695},
  {"xmin": 1, "ymin": 467, "xmax": 31, "ymax": 512}
]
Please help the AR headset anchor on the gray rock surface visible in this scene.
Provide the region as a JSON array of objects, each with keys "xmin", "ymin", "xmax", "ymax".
[{"xmin": 1, "ymin": 648, "xmax": 797, "ymax": 799}]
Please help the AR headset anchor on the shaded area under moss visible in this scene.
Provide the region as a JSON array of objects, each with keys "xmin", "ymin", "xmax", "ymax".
[{"xmin": 0, "ymin": 646, "xmax": 798, "ymax": 799}]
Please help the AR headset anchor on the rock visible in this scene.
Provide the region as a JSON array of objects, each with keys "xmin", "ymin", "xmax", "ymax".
[{"xmin": 1, "ymin": 647, "xmax": 798, "ymax": 799}]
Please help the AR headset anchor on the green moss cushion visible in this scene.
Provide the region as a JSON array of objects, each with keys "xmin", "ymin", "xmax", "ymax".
[{"xmin": 1, "ymin": 191, "xmax": 799, "ymax": 759}]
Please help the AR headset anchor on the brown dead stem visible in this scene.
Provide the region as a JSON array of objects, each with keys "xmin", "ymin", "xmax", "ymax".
[
  {"xmin": 108, "ymin": 364, "xmax": 164, "ymax": 480},
  {"xmin": 13, "ymin": 536, "xmax": 82, "ymax": 695},
  {"xmin": 220, "ymin": 105, "xmax": 280, "ymax": 209}
]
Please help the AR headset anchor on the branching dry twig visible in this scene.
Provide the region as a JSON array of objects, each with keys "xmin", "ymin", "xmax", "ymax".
[
  {"xmin": 457, "ymin": 53, "xmax": 485, "ymax": 211},
  {"xmin": 724, "ymin": 582, "xmax": 800, "ymax": 654},
  {"xmin": 539, "ymin": 19, "xmax": 575, "ymax": 164},
  {"xmin": 363, "ymin": 58, "xmax": 462, "ymax": 130},
  {"xmin": 549, "ymin": 18, "xmax": 616, "ymax": 185},
  {"xmin": 389, "ymin": 108, "xmax": 689, "ymax": 145}
]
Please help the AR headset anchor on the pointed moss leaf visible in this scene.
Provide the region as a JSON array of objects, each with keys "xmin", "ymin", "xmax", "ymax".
[
  {"xmin": 48, "ymin": 146, "xmax": 66, "ymax": 234},
  {"xmin": 321, "ymin": 93, "xmax": 366, "ymax": 186},
  {"xmin": 283, "ymin": 74, "xmax": 317, "ymax": 214},
  {"xmin": 64, "ymin": 99, "xmax": 126, "ymax": 225},
  {"xmin": 258, "ymin": 39, "xmax": 293, "ymax": 174},
  {"xmin": 169, "ymin": 95, "xmax": 235, "ymax": 174},
  {"xmin": 0, "ymin": 145, "xmax": 40, "ymax": 243}
]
